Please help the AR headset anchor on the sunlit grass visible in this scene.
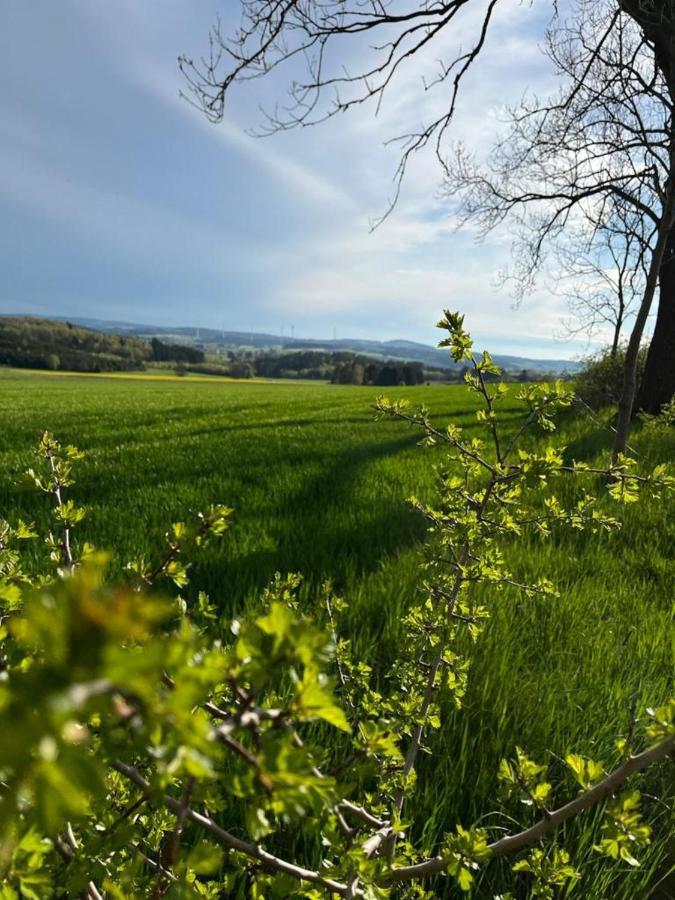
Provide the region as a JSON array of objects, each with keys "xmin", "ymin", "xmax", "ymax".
[
  {"xmin": 0, "ymin": 366, "xmax": 306, "ymax": 384},
  {"xmin": 0, "ymin": 370, "xmax": 672, "ymax": 898}
]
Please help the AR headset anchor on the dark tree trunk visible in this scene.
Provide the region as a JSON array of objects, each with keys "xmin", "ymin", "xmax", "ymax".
[
  {"xmin": 612, "ymin": 184, "xmax": 675, "ymax": 459},
  {"xmin": 620, "ymin": 1, "xmax": 675, "ymax": 87},
  {"xmin": 638, "ymin": 224, "xmax": 675, "ymax": 412},
  {"xmin": 611, "ymin": 1, "xmax": 675, "ymax": 419}
]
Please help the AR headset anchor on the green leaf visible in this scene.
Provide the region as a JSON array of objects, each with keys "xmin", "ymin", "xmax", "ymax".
[
  {"xmin": 456, "ymin": 866, "xmax": 474, "ymax": 891},
  {"xmin": 295, "ymin": 677, "xmax": 350, "ymax": 732},
  {"xmin": 15, "ymin": 521, "xmax": 38, "ymax": 540},
  {"xmin": 185, "ymin": 840, "xmax": 223, "ymax": 874}
]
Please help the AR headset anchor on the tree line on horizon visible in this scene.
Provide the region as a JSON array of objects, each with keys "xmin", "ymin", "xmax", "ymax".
[
  {"xmin": 0, "ymin": 318, "xmax": 568, "ymax": 385},
  {"xmin": 0, "ymin": 318, "xmax": 204, "ymax": 373}
]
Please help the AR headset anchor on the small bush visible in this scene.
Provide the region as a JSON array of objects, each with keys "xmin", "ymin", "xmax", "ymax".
[{"xmin": 575, "ymin": 345, "xmax": 649, "ymax": 410}]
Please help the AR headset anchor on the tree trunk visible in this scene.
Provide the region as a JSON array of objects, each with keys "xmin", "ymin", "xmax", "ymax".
[
  {"xmin": 637, "ymin": 224, "xmax": 675, "ymax": 412},
  {"xmin": 612, "ymin": 185, "xmax": 675, "ymax": 460},
  {"xmin": 603, "ymin": 2, "xmax": 675, "ymax": 440},
  {"xmin": 613, "ymin": 289, "xmax": 656, "ymax": 461}
]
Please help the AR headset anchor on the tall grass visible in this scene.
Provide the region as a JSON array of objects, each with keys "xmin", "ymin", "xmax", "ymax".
[{"xmin": 0, "ymin": 368, "xmax": 672, "ymax": 897}]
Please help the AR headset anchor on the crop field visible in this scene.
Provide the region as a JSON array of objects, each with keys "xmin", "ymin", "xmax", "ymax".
[{"xmin": 1, "ymin": 367, "xmax": 673, "ymax": 897}]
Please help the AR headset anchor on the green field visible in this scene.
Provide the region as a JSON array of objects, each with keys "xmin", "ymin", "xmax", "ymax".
[{"xmin": 1, "ymin": 368, "xmax": 673, "ymax": 897}]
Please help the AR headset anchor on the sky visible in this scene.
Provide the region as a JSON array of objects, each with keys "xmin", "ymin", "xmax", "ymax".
[{"xmin": 0, "ymin": 0, "xmax": 599, "ymax": 358}]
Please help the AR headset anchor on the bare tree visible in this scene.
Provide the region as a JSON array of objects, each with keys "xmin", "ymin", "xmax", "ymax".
[
  {"xmin": 180, "ymin": 0, "xmax": 519, "ymax": 216},
  {"xmin": 182, "ymin": 0, "xmax": 675, "ymax": 425},
  {"xmin": 555, "ymin": 215, "xmax": 646, "ymax": 357},
  {"xmin": 442, "ymin": 1, "xmax": 674, "ymax": 456}
]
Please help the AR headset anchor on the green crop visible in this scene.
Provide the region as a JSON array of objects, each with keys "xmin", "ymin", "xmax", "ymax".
[{"xmin": 0, "ymin": 319, "xmax": 672, "ymax": 898}]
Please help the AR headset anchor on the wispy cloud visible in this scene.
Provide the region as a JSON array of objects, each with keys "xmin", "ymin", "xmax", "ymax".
[{"xmin": 0, "ymin": 0, "xmax": 586, "ymax": 356}]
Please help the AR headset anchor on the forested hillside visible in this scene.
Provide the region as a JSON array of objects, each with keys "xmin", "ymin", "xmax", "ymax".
[
  {"xmin": 1, "ymin": 318, "xmax": 556, "ymax": 383},
  {"xmin": 0, "ymin": 318, "xmax": 203, "ymax": 372}
]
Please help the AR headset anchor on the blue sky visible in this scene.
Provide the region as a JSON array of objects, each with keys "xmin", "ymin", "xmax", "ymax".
[{"xmin": 1, "ymin": 0, "xmax": 595, "ymax": 358}]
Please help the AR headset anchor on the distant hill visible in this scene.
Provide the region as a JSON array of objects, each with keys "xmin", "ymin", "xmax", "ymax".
[
  {"xmin": 0, "ymin": 317, "xmax": 204, "ymax": 373},
  {"xmin": 54, "ymin": 316, "xmax": 581, "ymax": 375}
]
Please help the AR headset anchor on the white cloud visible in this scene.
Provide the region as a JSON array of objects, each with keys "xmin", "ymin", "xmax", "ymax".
[
  {"xmin": 73, "ymin": 0, "xmax": 357, "ymax": 214},
  {"xmin": 1, "ymin": 0, "xmax": 586, "ymax": 355}
]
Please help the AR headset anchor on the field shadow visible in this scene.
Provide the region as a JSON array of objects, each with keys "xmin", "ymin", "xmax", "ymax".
[
  {"xmin": 561, "ymin": 429, "xmax": 614, "ymax": 464},
  {"xmin": 27, "ymin": 417, "xmax": 329, "ymax": 502},
  {"xmin": 189, "ymin": 431, "xmax": 431, "ymax": 613}
]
